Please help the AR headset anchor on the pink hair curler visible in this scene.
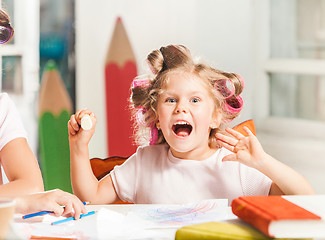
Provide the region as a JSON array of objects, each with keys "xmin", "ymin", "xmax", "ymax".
[
  {"xmin": 132, "ymin": 76, "xmax": 150, "ymax": 88},
  {"xmin": 225, "ymin": 96, "xmax": 243, "ymax": 114},
  {"xmin": 149, "ymin": 124, "xmax": 158, "ymax": 145},
  {"xmin": 0, "ymin": 26, "xmax": 12, "ymax": 44},
  {"xmin": 146, "ymin": 59, "xmax": 157, "ymax": 75},
  {"xmin": 235, "ymin": 73, "xmax": 245, "ymax": 90},
  {"xmin": 135, "ymin": 107, "xmax": 147, "ymax": 126},
  {"xmin": 215, "ymin": 78, "xmax": 235, "ymax": 99}
]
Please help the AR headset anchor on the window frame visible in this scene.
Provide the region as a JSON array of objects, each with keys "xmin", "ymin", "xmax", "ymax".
[
  {"xmin": 0, "ymin": 0, "xmax": 40, "ymax": 154},
  {"xmin": 253, "ymin": 0, "xmax": 325, "ymax": 141}
]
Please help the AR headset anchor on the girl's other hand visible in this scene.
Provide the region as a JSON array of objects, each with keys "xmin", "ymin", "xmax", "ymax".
[{"xmin": 215, "ymin": 127, "xmax": 268, "ymax": 170}]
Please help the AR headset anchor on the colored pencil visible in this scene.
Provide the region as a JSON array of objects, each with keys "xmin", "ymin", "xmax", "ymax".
[
  {"xmin": 30, "ymin": 236, "xmax": 77, "ymax": 240},
  {"xmin": 105, "ymin": 17, "xmax": 137, "ymax": 157},
  {"xmin": 51, "ymin": 211, "xmax": 95, "ymax": 225},
  {"xmin": 38, "ymin": 60, "xmax": 73, "ymax": 193},
  {"xmin": 22, "ymin": 210, "xmax": 53, "ymax": 219},
  {"xmin": 22, "ymin": 202, "xmax": 88, "ymax": 219}
]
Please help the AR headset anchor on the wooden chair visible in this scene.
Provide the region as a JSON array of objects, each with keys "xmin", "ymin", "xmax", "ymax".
[
  {"xmin": 90, "ymin": 156, "xmax": 129, "ymax": 204},
  {"xmin": 89, "ymin": 119, "xmax": 256, "ymax": 204},
  {"xmin": 90, "ymin": 156, "xmax": 128, "ymax": 181},
  {"xmin": 232, "ymin": 119, "xmax": 256, "ymax": 136}
]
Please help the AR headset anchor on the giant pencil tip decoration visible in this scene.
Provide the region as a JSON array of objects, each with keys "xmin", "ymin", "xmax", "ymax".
[
  {"xmin": 105, "ymin": 17, "xmax": 137, "ymax": 157},
  {"xmin": 39, "ymin": 60, "xmax": 73, "ymax": 192}
]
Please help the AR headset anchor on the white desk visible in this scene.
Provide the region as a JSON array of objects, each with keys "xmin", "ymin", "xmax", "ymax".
[
  {"xmin": 8, "ymin": 200, "xmax": 236, "ymax": 240},
  {"xmin": 9, "ymin": 202, "xmax": 325, "ymax": 240}
]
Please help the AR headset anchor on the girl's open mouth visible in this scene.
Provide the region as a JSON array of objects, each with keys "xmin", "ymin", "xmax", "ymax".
[{"xmin": 172, "ymin": 121, "xmax": 193, "ymax": 137}]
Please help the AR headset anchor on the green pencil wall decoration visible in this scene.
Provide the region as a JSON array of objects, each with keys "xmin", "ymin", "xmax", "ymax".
[{"xmin": 38, "ymin": 60, "xmax": 73, "ymax": 192}]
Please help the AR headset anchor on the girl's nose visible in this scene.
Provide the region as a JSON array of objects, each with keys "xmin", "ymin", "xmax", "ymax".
[{"xmin": 175, "ymin": 102, "xmax": 188, "ymax": 114}]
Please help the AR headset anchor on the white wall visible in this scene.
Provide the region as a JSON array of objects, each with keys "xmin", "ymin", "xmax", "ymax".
[
  {"xmin": 9, "ymin": 0, "xmax": 40, "ymax": 156},
  {"xmin": 75, "ymin": 0, "xmax": 256, "ymax": 158}
]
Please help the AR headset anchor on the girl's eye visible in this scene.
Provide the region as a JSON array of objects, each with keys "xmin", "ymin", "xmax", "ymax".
[
  {"xmin": 191, "ymin": 97, "xmax": 200, "ymax": 103},
  {"xmin": 166, "ymin": 98, "xmax": 176, "ymax": 103}
]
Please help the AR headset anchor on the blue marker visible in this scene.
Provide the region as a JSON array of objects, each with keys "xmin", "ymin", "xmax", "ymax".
[
  {"xmin": 22, "ymin": 202, "xmax": 88, "ymax": 219},
  {"xmin": 22, "ymin": 210, "xmax": 53, "ymax": 219},
  {"xmin": 51, "ymin": 211, "xmax": 95, "ymax": 225}
]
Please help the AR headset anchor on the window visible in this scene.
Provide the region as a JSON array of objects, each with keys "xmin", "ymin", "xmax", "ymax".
[
  {"xmin": 255, "ymin": 0, "xmax": 325, "ymax": 138},
  {"xmin": 0, "ymin": 0, "xmax": 21, "ymax": 93},
  {"xmin": 0, "ymin": 0, "xmax": 39, "ymax": 153},
  {"xmin": 269, "ymin": 0, "xmax": 325, "ymax": 121},
  {"xmin": 2, "ymin": 56, "xmax": 22, "ymax": 94},
  {"xmin": 254, "ymin": 0, "xmax": 325, "ymax": 194}
]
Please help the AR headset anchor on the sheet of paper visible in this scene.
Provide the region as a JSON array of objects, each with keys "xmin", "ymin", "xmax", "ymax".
[
  {"xmin": 11, "ymin": 213, "xmax": 98, "ymax": 239},
  {"xmin": 97, "ymin": 208, "xmax": 171, "ymax": 240},
  {"xmin": 97, "ymin": 199, "xmax": 235, "ymax": 239},
  {"xmin": 129, "ymin": 198, "xmax": 230, "ymax": 228},
  {"xmin": 11, "ymin": 199, "xmax": 235, "ymax": 240}
]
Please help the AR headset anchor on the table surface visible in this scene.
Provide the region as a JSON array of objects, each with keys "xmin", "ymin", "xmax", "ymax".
[
  {"xmin": 8, "ymin": 203, "xmax": 237, "ymax": 240},
  {"xmin": 8, "ymin": 203, "xmax": 325, "ymax": 240},
  {"xmin": 91, "ymin": 204, "xmax": 236, "ymax": 239}
]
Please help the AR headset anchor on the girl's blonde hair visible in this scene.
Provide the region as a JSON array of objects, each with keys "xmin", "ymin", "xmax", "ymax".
[{"xmin": 130, "ymin": 45, "xmax": 244, "ymax": 146}]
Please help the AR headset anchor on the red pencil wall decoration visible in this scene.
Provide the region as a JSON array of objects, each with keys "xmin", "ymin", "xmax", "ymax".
[{"xmin": 105, "ymin": 17, "xmax": 137, "ymax": 157}]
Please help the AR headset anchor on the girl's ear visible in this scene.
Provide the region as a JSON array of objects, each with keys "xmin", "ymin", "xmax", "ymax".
[
  {"xmin": 156, "ymin": 120, "xmax": 160, "ymax": 130},
  {"xmin": 210, "ymin": 109, "xmax": 222, "ymax": 129}
]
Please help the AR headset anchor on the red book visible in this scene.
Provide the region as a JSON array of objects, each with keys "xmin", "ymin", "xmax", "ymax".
[{"xmin": 231, "ymin": 195, "xmax": 325, "ymax": 238}]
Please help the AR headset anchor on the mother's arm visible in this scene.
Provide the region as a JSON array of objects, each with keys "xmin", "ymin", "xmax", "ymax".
[{"xmin": 0, "ymin": 138, "xmax": 44, "ymax": 197}]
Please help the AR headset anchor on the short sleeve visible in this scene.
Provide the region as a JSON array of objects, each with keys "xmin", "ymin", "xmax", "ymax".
[
  {"xmin": 0, "ymin": 93, "xmax": 27, "ymax": 151},
  {"xmin": 109, "ymin": 147, "xmax": 143, "ymax": 203},
  {"xmin": 239, "ymin": 163, "xmax": 272, "ymax": 196}
]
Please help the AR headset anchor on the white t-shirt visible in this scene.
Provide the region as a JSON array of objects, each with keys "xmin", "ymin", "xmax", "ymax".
[
  {"xmin": 0, "ymin": 93, "xmax": 27, "ymax": 184},
  {"xmin": 110, "ymin": 144, "xmax": 272, "ymax": 205}
]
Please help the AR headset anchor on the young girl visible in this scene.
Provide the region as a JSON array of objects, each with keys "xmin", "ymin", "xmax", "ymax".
[{"xmin": 68, "ymin": 45, "xmax": 314, "ymax": 205}]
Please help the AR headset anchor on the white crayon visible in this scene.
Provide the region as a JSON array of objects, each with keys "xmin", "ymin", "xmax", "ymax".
[{"xmin": 81, "ymin": 115, "xmax": 92, "ymax": 130}]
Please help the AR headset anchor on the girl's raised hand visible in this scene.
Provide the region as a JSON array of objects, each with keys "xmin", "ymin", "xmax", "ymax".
[
  {"xmin": 68, "ymin": 109, "xmax": 97, "ymax": 146},
  {"xmin": 215, "ymin": 127, "xmax": 268, "ymax": 170}
]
